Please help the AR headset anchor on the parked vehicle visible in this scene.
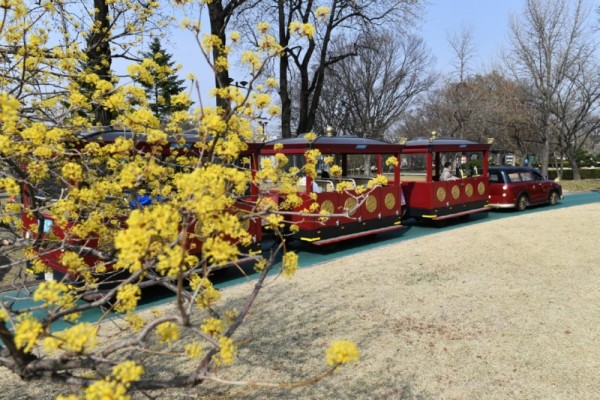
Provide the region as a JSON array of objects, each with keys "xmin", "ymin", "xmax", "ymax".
[{"xmin": 488, "ymin": 166, "xmax": 562, "ymax": 211}]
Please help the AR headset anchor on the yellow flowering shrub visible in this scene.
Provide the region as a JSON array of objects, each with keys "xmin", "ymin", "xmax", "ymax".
[{"xmin": 0, "ymin": 0, "xmax": 360, "ymax": 395}]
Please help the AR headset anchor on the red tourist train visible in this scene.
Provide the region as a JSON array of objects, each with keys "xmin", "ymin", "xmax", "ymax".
[
  {"xmin": 19, "ymin": 128, "xmax": 492, "ymax": 280},
  {"xmin": 19, "ymin": 127, "xmax": 263, "ymax": 281}
]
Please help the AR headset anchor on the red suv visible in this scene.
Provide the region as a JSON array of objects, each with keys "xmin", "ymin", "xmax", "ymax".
[{"xmin": 488, "ymin": 166, "xmax": 562, "ymax": 211}]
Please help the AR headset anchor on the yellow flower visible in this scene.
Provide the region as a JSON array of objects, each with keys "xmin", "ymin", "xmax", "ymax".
[
  {"xmin": 0, "ymin": 308, "xmax": 8, "ymax": 321},
  {"xmin": 61, "ymin": 162, "xmax": 83, "ymax": 183},
  {"xmin": 304, "ymin": 132, "xmax": 317, "ymax": 142},
  {"xmin": 367, "ymin": 174, "xmax": 389, "ymax": 188},
  {"xmin": 201, "ymin": 317, "xmax": 223, "ymax": 336},
  {"xmin": 56, "ymin": 323, "xmax": 99, "ymax": 353},
  {"xmin": 282, "ymin": 251, "xmax": 298, "ymax": 278},
  {"xmin": 84, "ymin": 379, "xmax": 128, "ymax": 400},
  {"xmin": 385, "ymin": 156, "xmax": 399, "ymax": 167},
  {"xmin": 125, "ymin": 313, "xmax": 146, "ymax": 333},
  {"xmin": 329, "ymin": 165, "xmax": 342, "ymax": 177},
  {"xmin": 315, "ymin": 6, "xmax": 331, "ymax": 20},
  {"xmin": 301, "ymin": 23, "xmax": 316, "ymax": 39},
  {"xmin": 156, "ymin": 321, "xmax": 180, "ymax": 344},
  {"xmin": 289, "ymin": 21, "xmax": 301, "ymax": 34},
  {"xmin": 185, "ymin": 342, "xmax": 204, "ymax": 359},
  {"xmin": 216, "ymin": 336, "xmax": 236, "ymax": 365},
  {"xmin": 114, "ymin": 284, "xmax": 142, "ymax": 313},
  {"xmin": 325, "ymin": 340, "xmax": 359, "ymax": 366},
  {"xmin": 112, "ymin": 361, "xmax": 144, "ymax": 384},
  {"xmin": 14, "ymin": 315, "xmax": 44, "ymax": 353},
  {"xmin": 230, "ymin": 31, "xmax": 241, "ymax": 44},
  {"xmin": 257, "ymin": 21, "xmax": 270, "ymax": 34}
]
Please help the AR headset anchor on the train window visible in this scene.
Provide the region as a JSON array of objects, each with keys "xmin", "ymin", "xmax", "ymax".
[
  {"xmin": 346, "ymin": 154, "xmax": 378, "ymax": 178},
  {"xmin": 401, "ymin": 154, "xmax": 427, "ymax": 182}
]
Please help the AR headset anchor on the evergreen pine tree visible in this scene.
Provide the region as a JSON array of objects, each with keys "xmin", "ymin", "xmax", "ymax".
[{"xmin": 137, "ymin": 38, "xmax": 188, "ymax": 122}]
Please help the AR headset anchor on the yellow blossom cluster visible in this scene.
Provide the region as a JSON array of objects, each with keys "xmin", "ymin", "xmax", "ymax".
[
  {"xmin": 156, "ymin": 321, "xmax": 180, "ymax": 344},
  {"xmin": 385, "ymin": 156, "xmax": 399, "ymax": 167},
  {"xmin": 114, "ymin": 204, "xmax": 182, "ymax": 272},
  {"xmin": 43, "ymin": 323, "xmax": 99, "ymax": 353},
  {"xmin": 367, "ymin": 174, "xmax": 389, "ymax": 188},
  {"xmin": 189, "ymin": 274, "xmax": 222, "ymax": 309},
  {"xmin": 33, "ymin": 280, "xmax": 76, "ymax": 309},
  {"xmin": 114, "ymin": 284, "xmax": 142, "ymax": 313},
  {"xmin": 200, "ymin": 317, "xmax": 223, "ymax": 336},
  {"xmin": 282, "ymin": 251, "xmax": 299, "ymax": 277},
  {"xmin": 325, "ymin": 340, "xmax": 359, "ymax": 366},
  {"xmin": 14, "ymin": 314, "xmax": 44, "ymax": 353}
]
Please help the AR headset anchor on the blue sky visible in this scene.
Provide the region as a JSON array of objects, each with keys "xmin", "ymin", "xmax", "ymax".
[
  {"xmin": 151, "ymin": 0, "xmax": 526, "ymax": 135},
  {"xmin": 164, "ymin": 0, "xmax": 525, "ymax": 101},
  {"xmin": 419, "ymin": 0, "xmax": 523, "ymax": 75}
]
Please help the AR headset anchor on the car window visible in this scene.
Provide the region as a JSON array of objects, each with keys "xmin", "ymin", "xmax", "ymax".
[
  {"xmin": 489, "ymin": 172, "xmax": 501, "ymax": 183},
  {"xmin": 520, "ymin": 171, "xmax": 534, "ymax": 182},
  {"xmin": 507, "ymin": 172, "xmax": 521, "ymax": 183},
  {"xmin": 533, "ymin": 171, "xmax": 544, "ymax": 181}
]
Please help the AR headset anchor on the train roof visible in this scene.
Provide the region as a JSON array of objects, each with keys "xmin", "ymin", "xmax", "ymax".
[
  {"xmin": 76, "ymin": 127, "xmax": 261, "ymax": 154},
  {"xmin": 77, "ymin": 127, "xmax": 200, "ymax": 143},
  {"xmin": 261, "ymin": 134, "xmax": 404, "ymax": 154},
  {"xmin": 403, "ymin": 137, "xmax": 491, "ymax": 152}
]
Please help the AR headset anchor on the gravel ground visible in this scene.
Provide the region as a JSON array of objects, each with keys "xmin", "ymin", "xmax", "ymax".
[{"xmin": 1, "ymin": 202, "xmax": 600, "ymax": 399}]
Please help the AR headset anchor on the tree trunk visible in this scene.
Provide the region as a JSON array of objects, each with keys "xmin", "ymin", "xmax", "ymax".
[
  {"xmin": 567, "ymin": 155, "xmax": 582, "ymax": 180},
  {"xmin": 278, "ymin": 0, "xmax": 292, "ymax": 138},
  {"xmin": 208, "ymin": 2, "xmax": 231, "ymax": 112},
  {"xmin": 86, "ymin": 0, "xmax": 113, "ymax": 126}
]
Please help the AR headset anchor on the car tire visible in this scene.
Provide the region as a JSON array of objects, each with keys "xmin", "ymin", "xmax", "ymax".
[
  {"xmin": 516, "ymin": 194, "xmax": 528, "ymax": 211},
  {"xmin": 549, "ymin": 191, "xmax": 559, "ymax": 206}
]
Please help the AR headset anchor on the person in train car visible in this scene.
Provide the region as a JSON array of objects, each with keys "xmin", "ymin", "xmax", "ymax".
[{"xmin": 440, "ymin": 162, "xmax": 459, "ymax": 181}]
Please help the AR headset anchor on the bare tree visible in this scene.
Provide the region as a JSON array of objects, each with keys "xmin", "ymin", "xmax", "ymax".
[
  {"xmin": 445, "ymin": 26, "xmax": 477, "ymax": 137},
  {"xmin": 506, "ymin": 0, "xmax": 594, "ymax": 176},
  {"xmin": 447, "ymin": 26, "xmax": 476, "ymax": 84},
  {"xmin": 551, "ymin": 60, "xmax": 600, "ymax": 179},
  {"xmin": 398, "ymin": 70, "xmax": 540, "ymax": 160},
  {"xmin": 272, "ymin": 0, "xmax": 423, "ymax": 137},
  {"xmin": 315, "ymin": 31, "xmax": 436, "ymax": 140}
]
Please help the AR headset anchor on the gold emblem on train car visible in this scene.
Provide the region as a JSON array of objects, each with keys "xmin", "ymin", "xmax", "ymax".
[
  {"xmin": 465, "ymin": 183, "xmax": 473, "ymax": 198},
  {"xmin": 236, "ymin": 212, "xmax": 251, "ymax": 231},
  {"xmin": 451, "ymin": 185, "xmax": 460, "ymax": 199},
  {"xmin": 320, "ymin": 200, "xmax": 334, "ymax": 215},
  {"xmin": 436, "ymin": 187, "xmax": 446, "ymax": 202},
  {"xmin": 344, "ymin": 197, "xmax": 357, "ymax": 216},
  {"xmin": 384, "ymin": 193, "xmax": 396, "ymax": 210},
  {"xmin": 366, "ymin": 195, "xmax": 377, "ymax": 213},
  {"xmin": 478, "ymin": 182, "xmax": 485, "ymax": 195}
]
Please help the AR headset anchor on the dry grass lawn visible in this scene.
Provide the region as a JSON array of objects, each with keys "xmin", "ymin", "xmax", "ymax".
[{"xmin": 2, "ymin": 203, "xmax": 600, "ymax": 399}]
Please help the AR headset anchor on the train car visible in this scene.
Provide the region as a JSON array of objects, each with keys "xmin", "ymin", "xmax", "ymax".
[
  {"xmin": 20, "ymin": 127, "xmax": 262, "ymax": 281},
  {"xmin": 259, "ymin": 132, "xmax": 405, "ymax": 246},
  {"xmin": 400, "ymin": 134, "xmax": 492, "ymax": 220}
]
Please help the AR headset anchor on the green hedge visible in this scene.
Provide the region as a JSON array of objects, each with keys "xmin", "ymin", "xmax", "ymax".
[{"xmin": 547, "ymin": 168, "xmax": 600, "ymax": 180}]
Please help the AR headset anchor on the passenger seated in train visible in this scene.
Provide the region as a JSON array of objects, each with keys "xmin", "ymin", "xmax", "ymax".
[{"xmin": 440, "ymin": 162, "xmax": 459, "ymax": 181}]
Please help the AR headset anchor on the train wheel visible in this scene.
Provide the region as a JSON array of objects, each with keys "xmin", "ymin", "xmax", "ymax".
[
  {"xmin": 516, "ymin": 194, "xmax": 528, "ymax": 211},
  {"xmin": 549, "ymin": 191, "xmax": 559, "ymax": 206}
]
